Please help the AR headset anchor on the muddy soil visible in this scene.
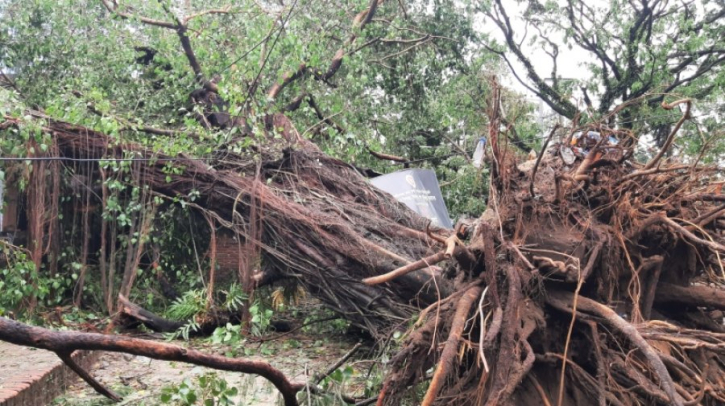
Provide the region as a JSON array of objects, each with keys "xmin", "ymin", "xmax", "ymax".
[{"xmin": 53, "ymin": 330, "xmax": 368, "ymax": 406}]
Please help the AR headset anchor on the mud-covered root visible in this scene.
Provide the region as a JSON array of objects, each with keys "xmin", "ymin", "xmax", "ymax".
[
  {"xmin": 376, "ymin": 102, "xmax": 725, "ymax": 405},
  {"xmin": 547, "ymin": 291, "xmax": 683, "ymax": 406},
  {"xmin": 421, "ymin": 284, "xmax": 483, "ymax": 406}
]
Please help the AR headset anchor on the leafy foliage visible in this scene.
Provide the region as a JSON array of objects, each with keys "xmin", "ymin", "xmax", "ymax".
[
  {"xmin": 220, "ymin": 283, "xmax": 247, "ymax": 313},
  {"xmin": 0, "ymin": 242, "xmax": 68, "ymax": 315},
  {"xmin": 167, "ymin": 289, "xmax": 207, "ymax": 321},
  {"xmin": 248, "ymin": 300, "xmax": 274, "ymax": 337},
  {"xmin": 160, "ymin": 373, "xmax": 238, "ymax": 406}
]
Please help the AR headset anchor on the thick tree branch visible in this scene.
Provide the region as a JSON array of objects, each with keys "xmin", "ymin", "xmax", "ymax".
[
  {"xmin": 0, "ymin": 317, "xmax": 301, "ymax": 406},
  {"xmin": 484, "ymin": 0, "xmax": 579, "ymax": 118}
]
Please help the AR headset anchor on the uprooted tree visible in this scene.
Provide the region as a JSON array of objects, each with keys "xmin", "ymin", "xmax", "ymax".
[
  {"xmin": 3, "ymin": 96, "xmax": 725, "ymax": 405},
  {"xmin": 1, "ymin": 1, "xmax": 725, "ymax": 405}
]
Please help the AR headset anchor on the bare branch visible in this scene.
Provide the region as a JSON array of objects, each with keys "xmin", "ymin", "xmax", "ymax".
[
  {"xmin": 183, "ymin": 6, "xmax": 234, "ymax": 25},
  {"xmin": 366, "ymin": 147, "xmax": 408, "ymax": 163},
  {"xmin": 56, "ymin": 351, "xmax": 121, "ymax": 402},
  {"xmin": 363, "ymin": 252, "xmax": 445, "ymax": 285},
  {"xmin": 643, "ymin": 99, "xmax": 691, "ymax": 170},
  {"xmin": 99, "ymin": 0, "xmax": 177, "ymax": 29}
]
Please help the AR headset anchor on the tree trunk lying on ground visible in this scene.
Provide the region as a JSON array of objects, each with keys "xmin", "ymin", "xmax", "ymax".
[
  {"xmin": 117, "ymin": 295, "xmax": 185, "ymax": 333},
  {"xmin": 1, "ymin": 102, "xmax": 725, "ymax": 405},
  {"xmin": 9, "ymin": 110, "xmax": 455, "ymax": 339}
]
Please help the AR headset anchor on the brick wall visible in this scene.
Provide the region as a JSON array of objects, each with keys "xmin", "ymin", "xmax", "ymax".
[
  {"xmin": 214, "ymin": 231, "xmax": 240, "ymax": 283},
  {"xmin": 0, "ymin": 349, "xmax": 100, "ymax": 406}
]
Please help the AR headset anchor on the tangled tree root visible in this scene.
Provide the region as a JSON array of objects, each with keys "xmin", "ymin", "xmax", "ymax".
[{"xmin": 377, "ymin": 112, "xmax": 725, "ymax": 405}]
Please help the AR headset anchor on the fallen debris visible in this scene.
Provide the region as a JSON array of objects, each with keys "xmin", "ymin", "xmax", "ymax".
[{"xmin": 1, "ymin": 99, "xmax": 724, "ymax": 405}]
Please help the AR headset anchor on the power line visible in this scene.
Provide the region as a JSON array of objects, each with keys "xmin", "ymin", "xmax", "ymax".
[{"xmin": 0, "ymin": 157, "xmax": 210, "ymax": 163}]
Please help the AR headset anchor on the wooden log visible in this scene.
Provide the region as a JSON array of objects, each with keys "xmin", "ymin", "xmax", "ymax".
[{"xmin": 118, "ymin": 295, "xmax": 185, "ymax": 333}]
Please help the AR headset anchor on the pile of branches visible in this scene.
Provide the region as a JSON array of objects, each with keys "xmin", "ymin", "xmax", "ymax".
[{"xmin": 2, "ymin": 98, "xmax": 724, "ymax": 406}]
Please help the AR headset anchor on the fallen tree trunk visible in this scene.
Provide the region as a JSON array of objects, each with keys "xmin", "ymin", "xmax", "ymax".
[
  {"xmin": 2, "ymin": 104, "xmax": 725, "ymax": 405},
  {"xmin": 117, "ymin": 295, "xmax": 184, "ymax": 333},
  {"xmin": 6, "ymin": 110, "xmax": 455, "ymax": 339}
]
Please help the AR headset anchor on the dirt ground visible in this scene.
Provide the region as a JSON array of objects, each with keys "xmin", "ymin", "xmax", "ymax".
[{"xmin": 52, "ymin": 330, "xmax": 368, "ymax": 405}]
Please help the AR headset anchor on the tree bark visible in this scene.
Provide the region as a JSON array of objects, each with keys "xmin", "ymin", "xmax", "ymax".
[
  {"xmin": 118, "ymin": 295, "xmax": 185, "ymax": 333},
  {"xmin": 654, "ymin": 283, "xmax": 725, "ymax": 310}
]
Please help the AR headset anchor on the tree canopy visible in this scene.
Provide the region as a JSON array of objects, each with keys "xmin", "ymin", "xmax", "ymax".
[
  {"xmin": 481, "ymin": 0, "xmax": 724, "ymax": 150},
  {"xmin": 3, "ymin": 1, "xmax": 722, "ymax": 196}
]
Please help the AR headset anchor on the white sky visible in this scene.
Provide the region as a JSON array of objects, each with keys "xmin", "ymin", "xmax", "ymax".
[{"xmin": 472, "ymin": 0, "xmax": 605, "ymax": 113}]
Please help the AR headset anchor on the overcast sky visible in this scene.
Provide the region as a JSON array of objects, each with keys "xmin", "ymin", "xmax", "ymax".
[{"xmin": 472, "ymin": 0, "xmax": 603, "ymax": 115}]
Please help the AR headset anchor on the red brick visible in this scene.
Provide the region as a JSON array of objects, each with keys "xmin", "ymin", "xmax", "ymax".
[{"xmin": 0, "ymin": 344, "xmax": 100, "ymax": 406}]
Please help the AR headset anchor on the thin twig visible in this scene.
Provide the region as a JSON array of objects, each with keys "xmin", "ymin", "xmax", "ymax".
[
  {"xmin": 313, "ymin": 342, "xmax": 363, "ymax": 384},
  {"xmin": 643, "ymin": 99, "xmax": 692, "ymax": 170},
  {"xmin": 530, "ymin": 124, "xmax": 560, "ymax": 198}
]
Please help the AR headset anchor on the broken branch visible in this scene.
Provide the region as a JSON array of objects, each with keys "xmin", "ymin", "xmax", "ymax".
[
  {"xmin": 363, "ymin": 252, "xmax": 446, "ymax": 285},
  {"xmin": 56, "ymin": 350, "xmax": 121, "ymax": 402},
  {"xmin": 0, "ymin": 317, "xmax": 302, "ymax": 406},
  {"xmin": 643, "ymin": 99, "xmax": 691, "ymax": 170}
]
